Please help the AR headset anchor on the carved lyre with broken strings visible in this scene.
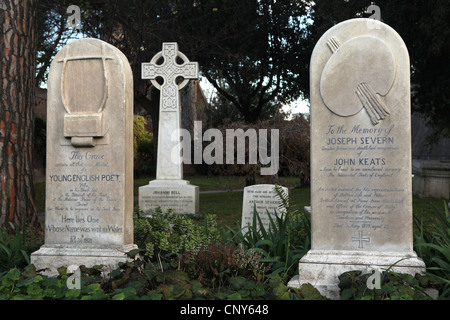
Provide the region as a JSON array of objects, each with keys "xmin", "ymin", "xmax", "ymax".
[{"xmin": 58, "ymin": 41, "xmax": 112, "ymax": 147}]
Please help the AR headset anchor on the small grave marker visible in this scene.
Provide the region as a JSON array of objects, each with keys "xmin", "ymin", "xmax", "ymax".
[{"xmin": 241, "ymin": 184, "xmax": 288, "ymax": 231}]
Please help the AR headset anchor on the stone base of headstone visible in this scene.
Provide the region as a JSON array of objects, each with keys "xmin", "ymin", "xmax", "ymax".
[
  {"xmin": 138, "ymin": 180, "xmax": 199, "ymax": 215},
  {"xmin": 31, "ymin": 244, "xmax": 137, "ymax": 277},
  {"xmin": 288, "ymin": 250, "xmax": 425, "ymax": 299},
  {"xmin": 412, "ymin": 160, "xmax": 450, "ymax": 199}
]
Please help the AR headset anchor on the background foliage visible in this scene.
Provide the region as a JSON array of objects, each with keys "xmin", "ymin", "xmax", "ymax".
[{"xmin": 195, "ymin": 115, "xmax": 310, "ymax": 186}]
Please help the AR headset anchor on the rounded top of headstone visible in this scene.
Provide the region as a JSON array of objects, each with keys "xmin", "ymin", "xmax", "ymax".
[
  {"xmin": 50, "ymin": 37, "xmax": 132, "ymax": 76},
  {"xmin": 49, "ymin": 37, "xmax": 132, "ymax": 114},
  {"xmin": 312, "ymin": 18, "xmax": 408, "ymax": 58},
  {"xmin": 311, "ymin": 18, "xmax": 409, "ymax": 121},
  {"xmin": 320, "ymin": 35, "xmax": 396, "ymax": 117}
]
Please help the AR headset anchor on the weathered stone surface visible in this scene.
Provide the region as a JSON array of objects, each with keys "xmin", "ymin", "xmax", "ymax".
[
  {"xmin": 139, "ymin": 180, "xmax": 199, "ymax": 215},
  {"xmin": 31, "ymin": 38, "xmax": 136, "ymax": 275},
  {"xmin": 289, "ymin": 250, "xmax": 425, "ymax": 300},
  {"xmin": 288, "ymin": 19, "xmax": 425, "ymax": 298},
  {"xmin": 413, "ymin": 159, "xmax": 450, "ymax": 199}
]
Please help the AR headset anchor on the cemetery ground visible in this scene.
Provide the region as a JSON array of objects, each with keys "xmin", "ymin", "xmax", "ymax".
[{"xmin": 0, "ymin": 174, "xmax": 448, "ymax": 300}]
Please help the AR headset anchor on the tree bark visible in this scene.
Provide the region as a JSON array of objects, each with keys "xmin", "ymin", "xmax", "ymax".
[{"xmin": 0, "ymin": 0, "xmax": 39, "ymax": 232}]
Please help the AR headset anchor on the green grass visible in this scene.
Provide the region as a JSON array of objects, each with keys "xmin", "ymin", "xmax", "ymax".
[
  {"xmin": 199, "ymin": 190, "xmax": 243, "ymax": 229},
  {"xmin": 134, "ymin": 174, "xmax": 302, "ymax": 194},
  {"xmin": 197, "ymin": 188, "xmax": 312, "ymax": 231},
  {"xmin": 134, "ymin": 175, "xmax": 310, "ymax": 229},
  {"xmin": 200, "ymin": 187, "xmax": 310, "ymax": 229},
  {"xmin": 134, "ymin": 175, "xmax": 308, "ymax": 231}
]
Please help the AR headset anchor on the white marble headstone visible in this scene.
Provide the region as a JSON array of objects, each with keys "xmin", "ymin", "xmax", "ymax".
[
  {"xmin": 241, "ymin": 184, "xmax": 288, "ymax": 231},
  {"xmin": 288, "ymin": 19, "xmax": 425, "ymax": 299},
  {"xmin": 31, "ymin": 38, "xmax": 136, "ymax": 275}
]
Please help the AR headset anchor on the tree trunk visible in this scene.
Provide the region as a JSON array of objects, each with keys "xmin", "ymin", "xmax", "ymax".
[{"xmin": 0, "ymin": 0, "xmax": 39, "ymax": 232}]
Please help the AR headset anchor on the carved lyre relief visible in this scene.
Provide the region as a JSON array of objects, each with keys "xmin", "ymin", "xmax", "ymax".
[
  {"xmin": 320, "ymin": 36, "xmax": 396, "ymax": 125},
  {"xmin": 59, "ymin": 41, "xmax": 112, "ymax": 147}
]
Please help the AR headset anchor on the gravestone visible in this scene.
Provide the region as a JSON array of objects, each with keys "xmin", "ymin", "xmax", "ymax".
[
  {"xmin": 287, "ymin": 19, "xmax": 425, "ymax": 299},
  {"xmin": 139, "ymin": 43, "xmax": 199, "ymax": 215},
  {"xmin": 411, "ymin": 114, "xmax": 450, "ymax": 199},
  {"xmin": 31, "ymin": 38, "xmax": 136, "ymax": 275},
  {"xmin": 241, "ymin": 184, "xmax": 288, "ymax": 231},
  {"xmin": 412, "ymin": 160, "xmax": 450, "ymax": 199}
]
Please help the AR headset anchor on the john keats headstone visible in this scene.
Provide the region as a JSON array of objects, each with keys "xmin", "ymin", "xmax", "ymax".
[
  {"xmin": 31, "ymin": 38, "xmax": 137, "ymax": 275},
  {"xmin": 139, "ymin": 43, "xmax": 199, "ymax": 215},
  {"xmin": 241, "ymin": 185, "xmax": 288, "ymax": 231},
  {"xmin": 288, "ymin": 19, "xmax": 425, "ymax": 299}
]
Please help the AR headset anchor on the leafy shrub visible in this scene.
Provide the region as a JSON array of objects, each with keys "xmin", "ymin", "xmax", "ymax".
[
  {"xmin": 338, "ymin": 270, "xmax": 443, "ymax": 300},
  {"xmin": 133, "ymin": 115, "xmax": 155, "ymax": 177},
  {"xmin": 183, "ymin": 242, "xmax": 237, "ymax": 288},
  {"xmin": 233, "ymin": 246, "xmax": 272, "ymax": 280},
  {"xmin": 183, "ymin": 242, "xmax": 272, "ymax": 289},
  {"xmin": 414, "ymin": 200, "xmax": 450, "ymax": 298},
  {"xmin": 134, "ymin": 207, "xmax": 219, "ymax": 263},
  {"xmin": 194, "ymin": 116, "xmax": 310, "ymax": 186},
  {"xmin": 0, "ymin": 221, "xmax": 31, "ymax": 272},
  {"xmin": 225, "ymin": 185, "xmax": 310, "ymax": 280},
  {"xmin": 3, "ymin": 192, "xmax": 447, "ymax": 300}
]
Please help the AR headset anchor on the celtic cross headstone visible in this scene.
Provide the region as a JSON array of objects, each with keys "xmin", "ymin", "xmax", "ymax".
[
  {"xmin": 142, "ymin": 42, "xmax": 198, "ymax": 179},
  {"xmin": 139, "ymin": 43, "xmax": 199, "ymax": 215}
]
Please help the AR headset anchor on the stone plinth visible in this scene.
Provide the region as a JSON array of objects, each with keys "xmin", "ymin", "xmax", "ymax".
[
  {"xmin": 139, "ymin": 180, "xmax": 199, "ymax": 215},
  {"xmin": 288, "ymin": 250, "xmax": 424, "ymax": 299}
]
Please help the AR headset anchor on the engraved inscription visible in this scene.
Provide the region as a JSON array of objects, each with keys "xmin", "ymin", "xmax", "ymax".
[
  {"xmin": 46, "ymin": 150, "xmax": 123, "ymax": 245},
  {"xmin": 315, "ymin": 121, "xmax": 407, "ymax": 250},
  {"xmin": 241, "ymin": 186, "xmax": 287, "ymax": 231},
  {"xmin": 140, "ymin": 190, "xmax": 195, "ymax": 212}
]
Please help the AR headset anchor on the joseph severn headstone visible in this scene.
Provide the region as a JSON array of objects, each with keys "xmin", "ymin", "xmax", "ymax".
[
  {"xmin": 138, "ymin": 43, "xmax": 199, "ymax": 215},
  {"xmin": 31, "ymin": 38, "xmax": 137, "ymax": 275},
  {"xmin": 241, "ymin": 184, "xmax": 289, "ymax": 231},
  {"xmin": 288, "ymin": 18, "xmax": 425, "ymax": 299}
]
